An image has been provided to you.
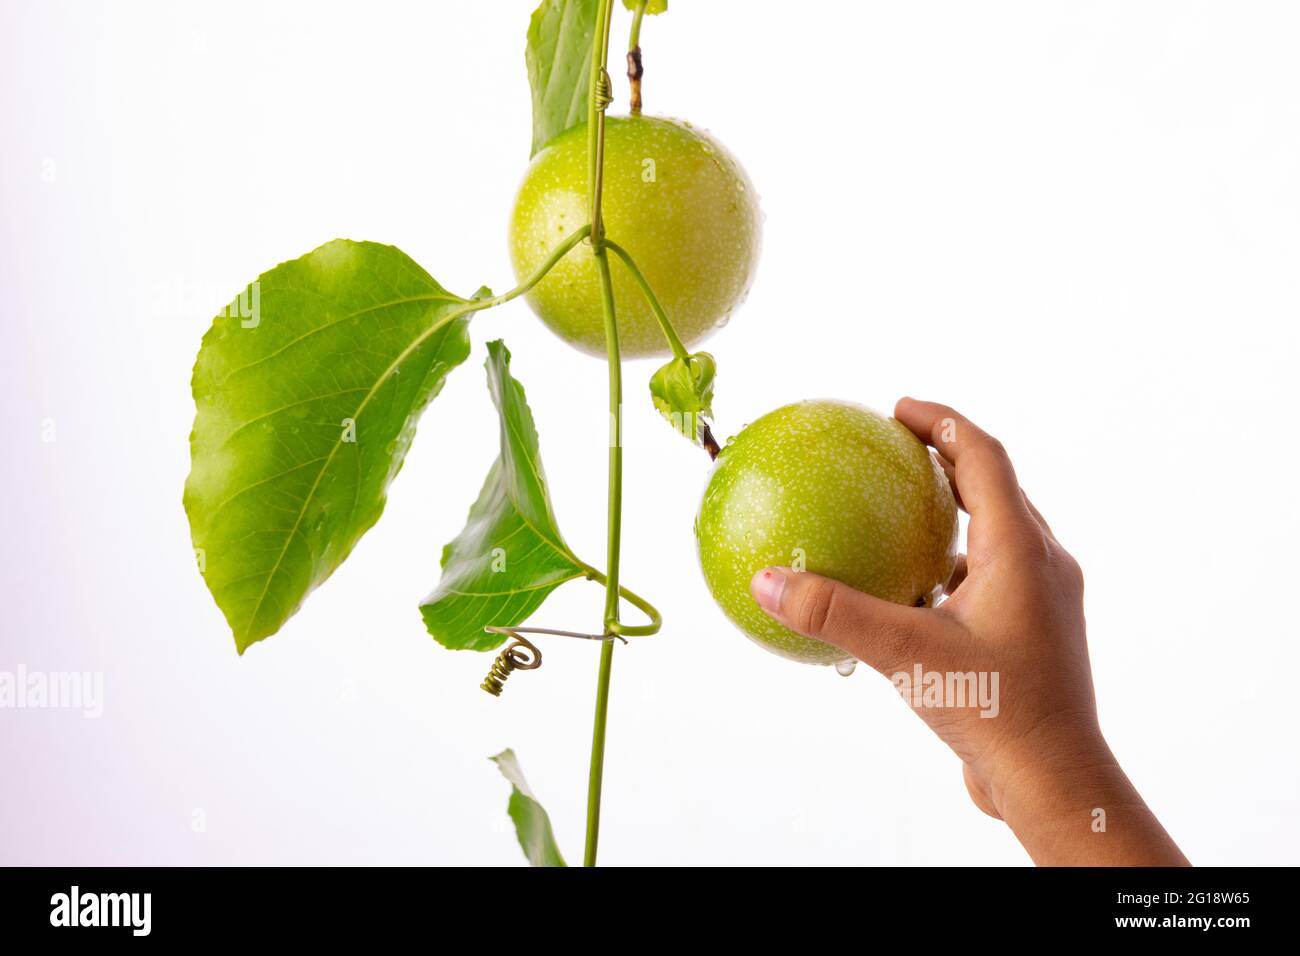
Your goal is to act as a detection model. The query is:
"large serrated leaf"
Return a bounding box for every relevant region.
[420,340,589,651]
[184,240,478,653]
[490,749,567,867]
[526,0,597,156]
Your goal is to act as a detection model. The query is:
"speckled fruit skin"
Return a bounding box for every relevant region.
[696,401,959,666]
[509,115,761,358]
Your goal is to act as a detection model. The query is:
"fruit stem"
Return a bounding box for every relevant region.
[606,238,720,460]
[584,0,619,869]
[628,1,646,113]
[603,239,690,362]
[701,424,721,460]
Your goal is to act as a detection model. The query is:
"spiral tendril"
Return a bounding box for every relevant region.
[480,635,542,697]
[594,68,613,111]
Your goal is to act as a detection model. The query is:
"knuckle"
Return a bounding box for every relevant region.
[792,578,837,637]
[1057,550,1085,590]
[1003,525,1054,565]
[960,443,1011,484]
[975,435,1009,462]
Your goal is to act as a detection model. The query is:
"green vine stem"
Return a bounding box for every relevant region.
[603,239,689,362]
[605,238,721,459]
[457,224,591,315]
[577,562,662,636]
[584,0,619,868]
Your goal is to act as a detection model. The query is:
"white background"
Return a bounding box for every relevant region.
[2,0,1297,865]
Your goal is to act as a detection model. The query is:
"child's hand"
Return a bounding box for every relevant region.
[749,398,1188,866]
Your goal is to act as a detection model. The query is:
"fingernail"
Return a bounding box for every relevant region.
[750,568,787,615]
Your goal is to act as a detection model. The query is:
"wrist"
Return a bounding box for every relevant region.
[990,729,1187,866]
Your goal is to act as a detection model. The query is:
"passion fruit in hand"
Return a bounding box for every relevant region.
[508,114,761,358]
[695,400,959,666]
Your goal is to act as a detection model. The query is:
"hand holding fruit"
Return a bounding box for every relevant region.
[744,398,1188,866]
[696,400,958,665]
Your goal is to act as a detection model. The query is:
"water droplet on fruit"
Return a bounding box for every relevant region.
[835,660,857,677]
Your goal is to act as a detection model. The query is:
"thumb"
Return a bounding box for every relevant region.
[750,567,935,675]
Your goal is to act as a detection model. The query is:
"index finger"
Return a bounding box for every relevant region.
[894,398,1037,546]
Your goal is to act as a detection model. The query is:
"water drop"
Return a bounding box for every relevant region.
[835,660,857,677]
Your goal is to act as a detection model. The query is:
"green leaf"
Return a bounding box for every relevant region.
[649,351,717,445]
[184,240,478,654]
[624,0,668,13]
[490,749,567,867]
[526,0,597,156]
[420,340,589,651]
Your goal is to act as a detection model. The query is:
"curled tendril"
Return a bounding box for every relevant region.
[594,68,613,111]
[480,636,542,697]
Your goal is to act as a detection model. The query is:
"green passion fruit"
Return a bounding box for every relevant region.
[696,400,959,666]
[508,114,762,358]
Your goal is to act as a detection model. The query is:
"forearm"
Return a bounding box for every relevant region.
[996,743,1189,866]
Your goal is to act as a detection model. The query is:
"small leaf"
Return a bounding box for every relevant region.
[420,340,589,651]
[624,0,668,14]
[526,0,598,155]
[184,240,479,653]
[649,351,717,445]
[490,749,567,867]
